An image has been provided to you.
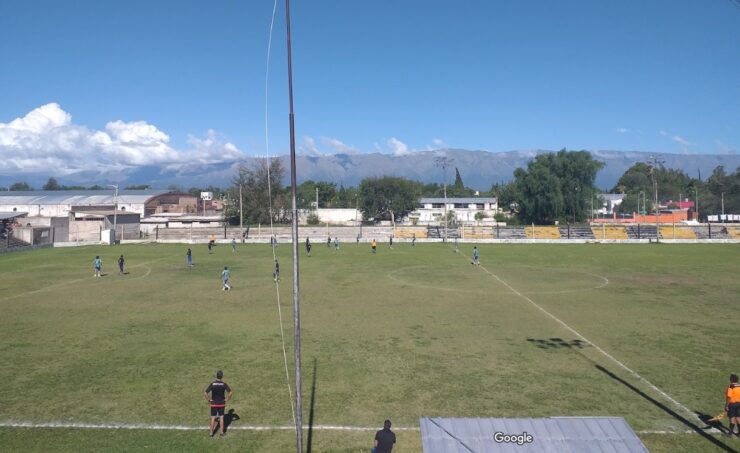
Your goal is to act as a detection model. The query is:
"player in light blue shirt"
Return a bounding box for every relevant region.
[93,256,102,277]
[221,266,231,291]
[472,246,479,266]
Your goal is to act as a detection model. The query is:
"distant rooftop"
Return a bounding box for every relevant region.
[0,190,170,205]
[421,197,497,204]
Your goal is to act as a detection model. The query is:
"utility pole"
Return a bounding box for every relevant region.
[315,186,319,212]
[239,183,243,239]
[435,156,453,242]
[648,155,664,241]
[721,192,725,222]
[284,1,303,451]
[108,184,118,243]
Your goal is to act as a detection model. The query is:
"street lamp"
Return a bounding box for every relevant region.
[435,156,453,242]
[107,184,119,243]
[721,192,725,222]
[638,191,645,217]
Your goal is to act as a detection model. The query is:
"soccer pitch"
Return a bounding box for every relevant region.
[1,242,739,452]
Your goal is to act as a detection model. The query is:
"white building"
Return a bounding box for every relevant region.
[411,197,498,224]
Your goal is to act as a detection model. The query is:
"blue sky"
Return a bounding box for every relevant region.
[1,0,739,175]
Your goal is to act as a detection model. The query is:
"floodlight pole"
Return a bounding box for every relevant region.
[108,184,118,243]
[285,0,303,451]
[435,156,453,242]
[648,155,663,242]
[721,192,725,222]
[239,183,244,239]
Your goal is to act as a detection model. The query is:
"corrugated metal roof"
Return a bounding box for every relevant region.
[0,190,170,205]
[421,197,497,204]
[0,212,28,220]
[420,417,648,453]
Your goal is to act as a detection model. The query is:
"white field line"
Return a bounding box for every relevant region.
[473,260,701,425]
[0,257,164,303]
[0,421,418,431]
[0,421,720,436]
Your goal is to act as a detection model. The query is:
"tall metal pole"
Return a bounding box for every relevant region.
[435,157,453,242]
[721,192,725,222]
[285,0,303,451]
[108,184,118,243]
[239,183,244,239]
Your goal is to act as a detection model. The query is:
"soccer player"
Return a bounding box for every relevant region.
[374,419,396,453]
[412,233,416,246]
[221,266,231,291]
[231,238,237,254]
[273,260,280,282]
[334,237,340,251]
[327,236,331,247]
[204,370,233,438]
[93,256,102,277]
[186,248,193,267]
[389,235,393,249]
[356,233,360,244]
[727,373,740,436]
[371,239,377,254]
[208,241,213,254]
[472,246,480,266]
[117,255,125,275]
[306,237,311,257]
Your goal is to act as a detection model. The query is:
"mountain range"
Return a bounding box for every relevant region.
[2,149,739,191]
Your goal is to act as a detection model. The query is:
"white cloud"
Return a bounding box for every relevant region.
[387,137,409,156]
[0,103,245,174]
[616,128,629,134]
[715,139,736,154]
[321,136,359,154]
[297,135,321,155]
[659,129,693,151]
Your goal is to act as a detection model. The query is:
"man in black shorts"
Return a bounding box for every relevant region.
[204,370,233,438]
[374,419,396,452]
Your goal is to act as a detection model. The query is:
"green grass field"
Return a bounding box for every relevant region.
[1,242,739,452]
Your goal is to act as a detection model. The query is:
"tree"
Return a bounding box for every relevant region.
[9,182,32,191]
[126,184,151,190]
[87,185,105,190]
[447,167,475,197]
[42,178,61,190]
[295,180,337,209]
[226,158,288,225]
[358,176,421,222]
[511,150,603,224]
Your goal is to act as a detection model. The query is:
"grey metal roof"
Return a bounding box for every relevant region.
[421,197,497,204]
[0,212,28,220]
[420,417,648,453]
[0,190,170,205]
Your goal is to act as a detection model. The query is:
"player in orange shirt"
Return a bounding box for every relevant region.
[726,373,740,436]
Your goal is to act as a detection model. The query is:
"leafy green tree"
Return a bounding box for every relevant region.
[42,178,61,190]
[358,176,421,222]
[87,184,105,190]
[9,182,32,191]
[334,185,359,208]
[511,150,603,224]
[226,158,288,225]
[126,184,151,190]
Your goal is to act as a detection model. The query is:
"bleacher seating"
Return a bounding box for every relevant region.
[463,226,493,239]
[626,225,657,239]
[496,226,526,239]
[525,226,560,239]
[692,225,730,239]
[659,226,697,239]
[591,226,629,240]
[559,226,596,239]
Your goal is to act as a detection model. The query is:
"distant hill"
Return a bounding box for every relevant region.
[2,149,738,191]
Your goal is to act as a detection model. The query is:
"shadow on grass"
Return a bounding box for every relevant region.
[213,409,240,434]
[307,358,317,453]
[526,337,588,349]
[696,411,732,435]
[595,364,738,453]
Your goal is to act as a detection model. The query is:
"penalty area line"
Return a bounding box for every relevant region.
[474,262,701,425]
[0,421,420,432]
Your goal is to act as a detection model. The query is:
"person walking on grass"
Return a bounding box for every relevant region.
[373,419,396,453]
[472,246,479,266]
[204,370,233,438]
[389,235,393,249]
[273,259,280,282]
[93,255,102,277]
[371,238,377,254]
[208,240,213,254]
[186,248,193,268]
[727,373,740,436]
[334,236,340,251]
[306,237,311,257]
[412,233,416,246]
[117,255,125,275]
[221,266,231,291]
[327,236,331,247]
[231,238,237,254]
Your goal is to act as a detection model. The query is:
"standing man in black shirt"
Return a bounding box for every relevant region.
[374,419,396,453]
[204,370,233,438]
